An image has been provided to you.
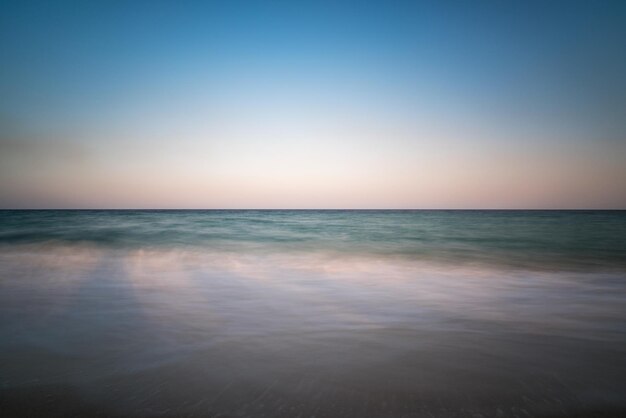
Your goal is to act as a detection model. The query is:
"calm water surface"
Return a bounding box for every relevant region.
[1,210,625,417]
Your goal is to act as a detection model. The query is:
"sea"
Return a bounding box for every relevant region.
[0,210,625,417]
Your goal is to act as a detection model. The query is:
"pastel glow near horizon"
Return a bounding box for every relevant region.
[1,1,625,209]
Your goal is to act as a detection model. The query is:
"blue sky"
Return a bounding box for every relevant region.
[1,0,625,208]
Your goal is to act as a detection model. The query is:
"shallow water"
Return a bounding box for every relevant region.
[1,210,625,417]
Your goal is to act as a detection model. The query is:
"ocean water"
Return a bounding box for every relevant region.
[0,210,625,417]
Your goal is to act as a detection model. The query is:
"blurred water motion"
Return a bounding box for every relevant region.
[1,210,625,417]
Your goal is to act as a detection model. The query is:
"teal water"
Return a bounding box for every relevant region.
[1,210,625,417]
[1,210,625,269]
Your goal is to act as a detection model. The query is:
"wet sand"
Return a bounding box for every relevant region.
[1,245,625,417]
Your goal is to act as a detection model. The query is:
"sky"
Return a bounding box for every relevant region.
[1,0,625,209]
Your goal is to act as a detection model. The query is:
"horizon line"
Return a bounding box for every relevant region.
[1,208,625,211]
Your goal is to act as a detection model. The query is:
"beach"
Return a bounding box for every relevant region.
[1,210,625,417]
